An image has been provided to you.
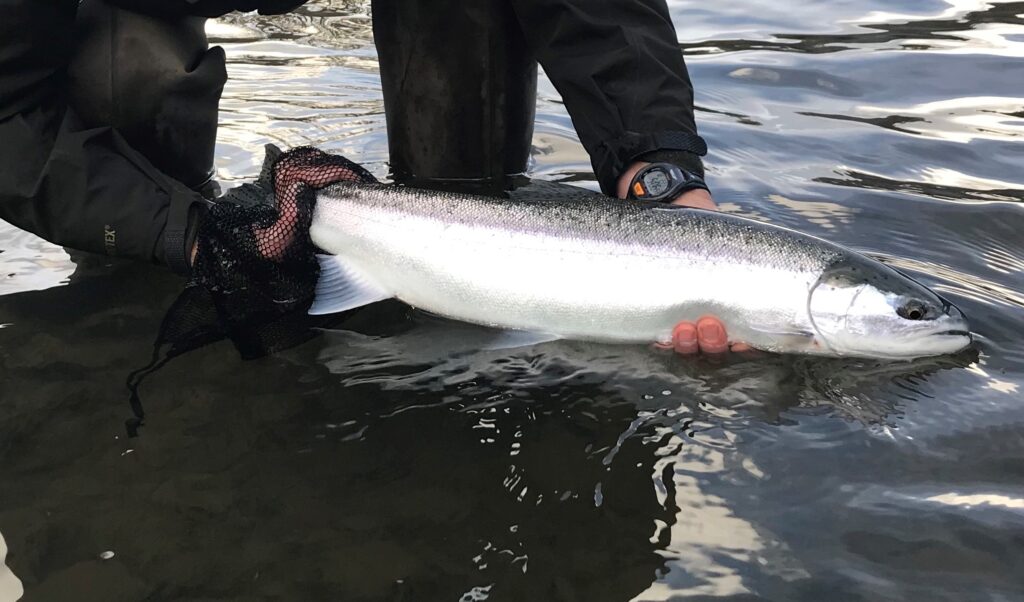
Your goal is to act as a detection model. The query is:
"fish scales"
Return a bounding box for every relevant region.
[309,182,971,359]
[317,183,840,268]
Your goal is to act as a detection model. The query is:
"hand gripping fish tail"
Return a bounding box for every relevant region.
[124,145,377,435]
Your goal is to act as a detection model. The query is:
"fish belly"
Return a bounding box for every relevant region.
[313,209,695,341]
[311,199,812,346]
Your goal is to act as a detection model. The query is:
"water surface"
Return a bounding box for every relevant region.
[2,0,1023,600]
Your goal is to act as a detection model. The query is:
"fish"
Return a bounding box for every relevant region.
[307,182,971,359]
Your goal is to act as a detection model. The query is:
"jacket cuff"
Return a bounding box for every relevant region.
[594,130,708,195]
[164,187,212,276]
[635,150,705,179]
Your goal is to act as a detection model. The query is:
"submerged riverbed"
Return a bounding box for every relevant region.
[2,0,1023,600]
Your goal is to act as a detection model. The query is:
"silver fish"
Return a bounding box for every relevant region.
[308,183,971,359]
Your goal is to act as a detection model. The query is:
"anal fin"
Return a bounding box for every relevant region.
[309,254,392,315]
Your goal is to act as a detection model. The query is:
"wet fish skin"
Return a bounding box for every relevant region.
[309,182,971,359]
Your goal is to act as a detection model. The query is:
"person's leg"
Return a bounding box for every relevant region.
[67,0,226,196]
[372,0,537,193]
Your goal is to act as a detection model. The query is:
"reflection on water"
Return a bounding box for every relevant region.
[315,311,975,427]
[1,0,1024,599]
[764,194,858,229]
[676,0,1024,55]
[0,532,23,602]
[854,96,1024,143]
[0,229,75,297]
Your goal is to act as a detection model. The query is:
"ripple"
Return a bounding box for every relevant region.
[981,246,1024,274]
[854,96,1024,143]
[878,253,1024,311]
[815,168,1024,203]
[695,105,765,126]
[637,436,775,598]
[765,193,860,229]
[0,531,23,602]
[851,484,1024,519]
[798,110,929,134]
[679,0,1024,55]
[0,224,76,297]
[209,0,374,50]
[315,311,977,433]
[729,67,863,96]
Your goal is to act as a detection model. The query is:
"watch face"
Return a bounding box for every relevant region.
[642,170,671,196]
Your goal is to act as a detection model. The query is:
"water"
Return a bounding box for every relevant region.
[2,1,1023,599]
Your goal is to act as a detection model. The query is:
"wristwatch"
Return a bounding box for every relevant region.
[626,162,709,203]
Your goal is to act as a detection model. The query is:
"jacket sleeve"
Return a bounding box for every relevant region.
[0,0,205,272]
[508,0,707,195]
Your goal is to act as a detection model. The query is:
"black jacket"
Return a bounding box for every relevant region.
[0,0,705,272]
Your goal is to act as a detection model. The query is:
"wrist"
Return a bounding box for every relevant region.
[185,202,208,269]
[617,161,717,210]
[617,161,710,198]
[616,161,650,199]
[595,131,708,195]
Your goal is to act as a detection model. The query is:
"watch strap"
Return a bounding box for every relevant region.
[628,163,709,202]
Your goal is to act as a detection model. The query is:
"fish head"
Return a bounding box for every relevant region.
[807,256,971,359]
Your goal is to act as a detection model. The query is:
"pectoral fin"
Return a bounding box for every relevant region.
[748,325,816,351]
[750,326,814,339]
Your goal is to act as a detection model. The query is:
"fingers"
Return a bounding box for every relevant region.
[669,316,749,355]
[672,322,699,354]
[272,149,364,199]
[695,316,729,354]
[257,152,365,262]
[254,180,304,261]
[275,163,351,194]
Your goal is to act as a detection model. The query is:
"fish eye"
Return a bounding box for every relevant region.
[897,299,931,321]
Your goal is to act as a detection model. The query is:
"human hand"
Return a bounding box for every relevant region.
[618,161,750,354]
[191,148,369,266]
[669,187,716,210]
[663,317,753,355]
[253,150,357,262]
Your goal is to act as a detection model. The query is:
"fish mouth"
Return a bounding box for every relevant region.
[894,327,972,359]
[918,328,973,357]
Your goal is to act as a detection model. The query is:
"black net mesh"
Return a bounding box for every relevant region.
[126,145,377,434]
[189,145,376,350]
